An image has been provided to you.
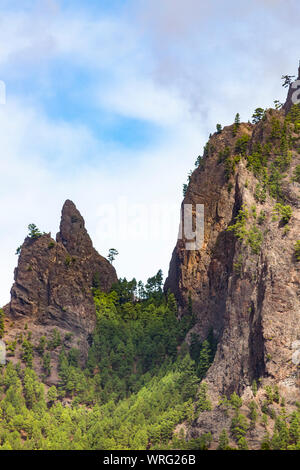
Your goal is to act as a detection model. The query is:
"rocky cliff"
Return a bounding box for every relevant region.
[3,200,117,380]
[165,67,300,446]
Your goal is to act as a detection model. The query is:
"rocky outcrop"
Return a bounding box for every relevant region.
[56,200,116,292]
[283,62,300,113]
[4,200,117,362]
[165,74,300,403]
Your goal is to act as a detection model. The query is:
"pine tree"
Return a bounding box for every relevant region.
[197,340,211,379]
[218,429,230,450]
[249,400,258,427]
[197,382,212,412]
[189,334,201,362]
[42,352,51,376]
[252,108,265,124]
[28,223,42,239]
[235,113,241,126]
[108,248,119,264]
[233,113,241,136]
[238,436,249,450]
[47,385,58,404]
[252,379,258,396]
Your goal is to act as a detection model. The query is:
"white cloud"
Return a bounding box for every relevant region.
[98,76,189,126]
[0,93,202,305]
[0,0,299,307]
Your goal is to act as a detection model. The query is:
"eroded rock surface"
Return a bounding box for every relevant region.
[3,200,117,370]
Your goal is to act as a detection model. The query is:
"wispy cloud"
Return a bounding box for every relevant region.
[0,0,299,304]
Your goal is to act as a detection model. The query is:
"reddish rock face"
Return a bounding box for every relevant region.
[56,199,117,292]
[4,200,117,354]
[165,86,300,400]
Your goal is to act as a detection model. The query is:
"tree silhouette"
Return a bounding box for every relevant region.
[281,75,295,88]
[108,248,119,264]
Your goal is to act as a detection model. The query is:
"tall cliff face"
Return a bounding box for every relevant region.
[165,79,300,403]
[3,200,117,371]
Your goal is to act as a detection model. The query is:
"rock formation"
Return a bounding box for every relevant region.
[165,66,300,445]
[3,200,117,375]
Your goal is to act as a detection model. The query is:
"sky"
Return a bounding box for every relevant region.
[0,0,299,305]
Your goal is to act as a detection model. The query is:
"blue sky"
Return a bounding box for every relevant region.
[0,0,299,304]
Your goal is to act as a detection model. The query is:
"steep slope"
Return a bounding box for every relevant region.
[165,68,300,444]
[2,200,117,380]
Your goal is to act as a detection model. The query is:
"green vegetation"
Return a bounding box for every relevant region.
[15,246,22,255]
[216,123,222,134]
[218,146,231,164]
[197,382,212,412]
[232,113,240,136]
[0,272,215,450]
[216,104,300,203]
[293,165,300,183]
[252,108,265,124]
[273,203,292,225]
[21,340,34,368]
[227,205,263,255]
[1,100,300,451]
[218,429,230,450]
[294,240,300,261]
[108,248,119,264]
[194,155,204,168]
[0,309,4,339]
[247,225,263,254]
[47,329,61,351]
[235,134,250,156]
[28,224,43,239]
[64,255,72,266]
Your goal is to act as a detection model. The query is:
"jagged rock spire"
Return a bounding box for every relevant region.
[56,200,93,256]
[4,200,118,362]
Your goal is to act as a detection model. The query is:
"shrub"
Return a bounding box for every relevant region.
[218,429,230,450]
[36,336,46,355]
[252,108,265,124]
[227,206,249,240]
[273,203,292,225]
[47,329,61,350]
[21,340,34,368]
[294,240,300,261]
[235,134,250,156]
[231,413,249,441]
[65,255,72,266]
[230,392,243,410]
[258,211,266,225]
[247,225,263,254]
[42,352,51,376]
[28,223,42,239]
[293,165,300,183]
[197,382,212,412]
[218,146,231,164]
